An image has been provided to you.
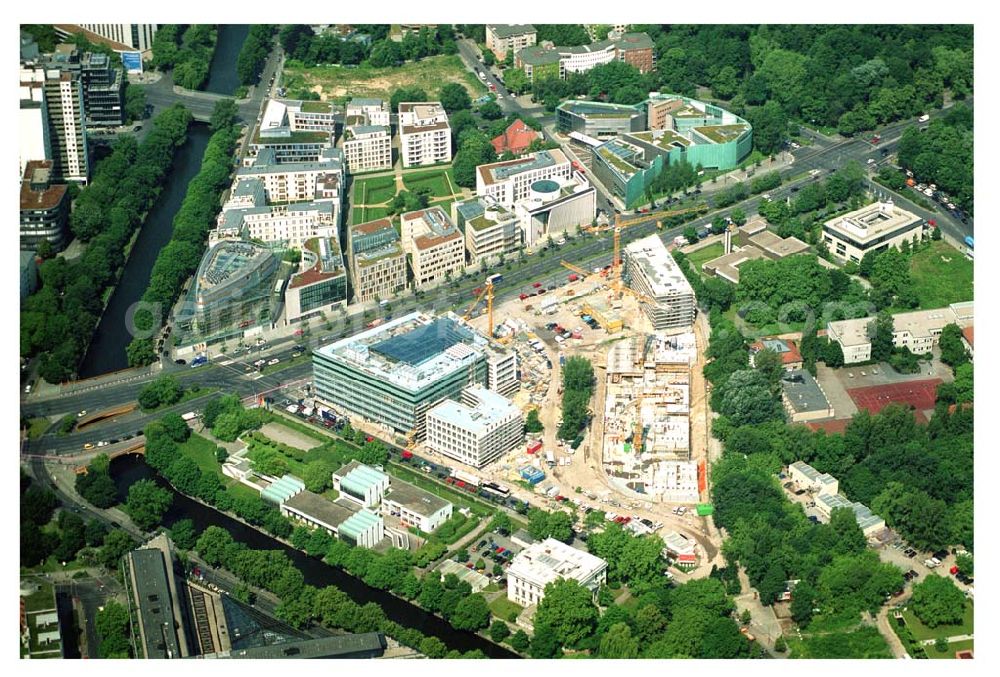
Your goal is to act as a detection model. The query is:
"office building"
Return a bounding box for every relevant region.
[623,235,697,330]
[217,187,339,249]
[284,237,348,323]
[218,633,387,659]
[515,33,655,82]
[20,161,70,251]
[382,480,453,533]
[236,146,344,203]
[333,461,391,508]
[348,218,408,303]
[486,24,537,60]
[507,538,608,608]
[19,98,51,177]
[80,51,125,127]
[557,100,646,139]
[312,312,515,437]
[19,65,89,183]
[251,99,337,163]
[827,302,975,364]
[176,241,281,343]
[491,119,542,157]
[426,386,524,468]
[454,198,521,264]
[822,199,923,263]
[476,149,572,207]
[703,219,809,283]
[400,207,466,289]
[74,24,159,53]
[125,536,192,658]
[513,174,596,246]
[398,102,451,167]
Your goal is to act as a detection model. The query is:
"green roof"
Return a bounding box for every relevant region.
[693,123,750,144]
[255,129,331,145]
[300,100,333,113]
[628,130,691,150]
[517,45,562,66]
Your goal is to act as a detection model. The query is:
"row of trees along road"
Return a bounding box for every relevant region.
[20,104,193,383]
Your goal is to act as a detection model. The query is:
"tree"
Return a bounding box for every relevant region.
[54,511,87,562]
[529,620,563,658]
[209,99,239,133]
[938,324,969,368]
[170,518,199,550]
[439,83,472,113]
[124,479,173,531]
[599,622,640,658]
[715,369,785,426]
[124,84,147,123]
[510,629,530,653]
[390,86,428,111]
[532,579,599,649]
[547,510,574,543]
[868,311,895,362]
[503,67,529,95]
[955,553,973,577]
[369,39,402,68]
[753,348,784,393]
[419,636,447,658]
[911,574,966,628]
[75,469,117,511]
[451,593,491,630]
[96,600,132,658]
[138,375,183,410]
[302,460,336,493]
[99,530,136,570]
[524,409,543,433]
[85,519,108,547]
[159,412,191,442]
[22,485,57,525]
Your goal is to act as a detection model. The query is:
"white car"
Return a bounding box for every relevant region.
[867,158,876,165]
[267,358,280,366]
[918,114,930,123]
[77,410,88,418]
[96,441,108,448]
[762,194,771,201]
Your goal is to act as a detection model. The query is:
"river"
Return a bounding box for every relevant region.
[78,24,250,378]
[205,25,250,96]
[109,454,517,658]
[77,125,211,378]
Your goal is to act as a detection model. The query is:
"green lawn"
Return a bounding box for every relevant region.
[787,625,892,659]
[687,242,724,272]
[906,240,974,309]
[902,602,974,642]
[402,169,456,198]
[488,596,523,621]
[21,580,56,612]
[357,175,397,205]
[178,432,226,480]
[225,481,262,502]
[283,54,486,102]
[26,418,50,440]
[928,638,974,659]
[352,205,391,226]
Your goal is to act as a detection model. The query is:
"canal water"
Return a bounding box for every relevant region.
[109,454,517,658]
[78,24,250,378]
[205,25,250,96]
[77,125,211,378]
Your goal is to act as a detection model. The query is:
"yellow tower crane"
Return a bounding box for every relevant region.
[463,280,495,338]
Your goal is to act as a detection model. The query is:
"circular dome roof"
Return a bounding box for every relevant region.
[531,179,559,193]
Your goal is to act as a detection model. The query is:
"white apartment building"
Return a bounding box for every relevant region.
[507,538,608,607]
[343,125,393,173]
[76,24,159,52]
[560,41,618,74]
[398,102,452,168]
[476,149,572,207]
[349,218,408,303]
[400,207,466,289]
[346,98,391,126]
[454,199,521,264]
[623,235,697,331]
[822,199,923,263]
[426,386,524,468]
[382,481,453,533]
[486,25,537,60]
[236,147,344,203]
[218,199,339,249]
[20,68,89,183]
[826,302,974,365]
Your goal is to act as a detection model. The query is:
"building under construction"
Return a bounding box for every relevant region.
[602,332,699,502]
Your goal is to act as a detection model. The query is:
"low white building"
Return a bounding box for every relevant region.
[346,97,390,126]
[382,480,453,533]
[426,386,524,468]
[788,461,839,496]
[281,490,386,548]
[513,173,596,247]
[827,302,974,364]
[333,461,390,508]
[507,538,608,608]
[398,102,451,168]
[815,493,886,537]
[821,198,922,263]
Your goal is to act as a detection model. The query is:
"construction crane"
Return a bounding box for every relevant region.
[609,204,709,295]
[463,280,494,338]
[631,392,645,453]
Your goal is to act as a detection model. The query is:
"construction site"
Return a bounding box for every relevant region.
[448,209,720,570]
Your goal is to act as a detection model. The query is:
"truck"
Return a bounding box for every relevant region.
[545,450,556,467]
[450,469,481,487]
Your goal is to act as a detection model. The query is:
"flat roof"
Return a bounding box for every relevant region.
[403,206,462,250]
[508,538,606,588]
[625,235,695,298]
[702,246,768,284]
[488,24,537,38]
[478,149,568,186]
[288,237,345,289]
[596,139,642,178]
[385,480,452,516]
[282,490,358,529]
[428,386,520,433]
[238,146,343,176]
[789,460,837,487]
[780,369,830,414]
[693,123,750,144]
[317,312,495,392]
[824,200,922,243]
[195,241,275,296]
[828,303,974,348]
[626,129,691,150]
[128,548,182,659]
[558,100,642,119]
[20,160,67,212]
[748,231,810,258]
[222,632,386,659]
[517,44,562,66]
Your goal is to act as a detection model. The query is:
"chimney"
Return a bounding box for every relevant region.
[723,229,732,254]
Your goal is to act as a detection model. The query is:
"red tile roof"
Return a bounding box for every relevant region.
[962,325,973,348]
[491,119,541,156]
